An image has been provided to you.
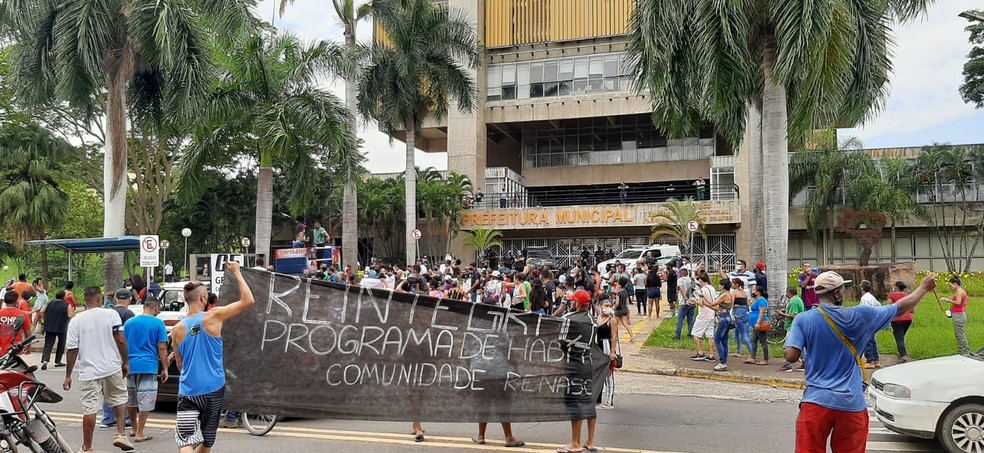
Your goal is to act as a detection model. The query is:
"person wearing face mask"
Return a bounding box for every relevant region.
[785,271,936,453]
[595,296,619,409]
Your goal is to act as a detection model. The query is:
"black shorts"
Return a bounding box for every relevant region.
[175,388,224,448]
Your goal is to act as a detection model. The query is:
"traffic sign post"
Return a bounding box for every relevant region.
[139,235,160,268]
[411,229,422,240]
[160,240,170,274]
[687,221,700,232]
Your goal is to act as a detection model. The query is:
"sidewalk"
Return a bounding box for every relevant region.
[614,301,807,389]
[615,303,904,389]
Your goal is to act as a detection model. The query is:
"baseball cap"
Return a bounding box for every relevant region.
[114,288,132,300]
[756,262,766,270]
[491,270,502,278]
[814,271,852,294]
[565,289,592,306]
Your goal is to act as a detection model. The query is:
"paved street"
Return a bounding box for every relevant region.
[30,366,942,453]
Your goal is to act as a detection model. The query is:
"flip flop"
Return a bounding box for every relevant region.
[112,434,134,451]
[414,434,425,442]
[756,361,769,366]
[743,358,755,364]
[582,446,600,453]
[505,440,526,447]
[472,437,486,445]
[134,436,153,443]
[556,449,582,453]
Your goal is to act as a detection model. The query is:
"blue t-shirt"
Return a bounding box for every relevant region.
[786,304,898,412]
[123,315,167,375]
[749,296,769,326]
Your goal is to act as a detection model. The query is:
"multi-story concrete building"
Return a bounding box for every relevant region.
[380,0,984,272]
[403,0,748,268]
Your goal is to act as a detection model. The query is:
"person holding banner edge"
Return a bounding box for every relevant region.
[171,261,255,453]
[559,289,605,453]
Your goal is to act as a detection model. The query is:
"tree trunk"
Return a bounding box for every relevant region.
[255,150,275,263]
[890,219,898,262]
[761,38,789,302]
[40,245,50,285]
[342,26,360,270]
[747,102,765,263]
[405,116,417,266]
[103,76,128,288]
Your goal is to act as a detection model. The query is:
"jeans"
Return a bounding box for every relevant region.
[675,304,696,340]
[101,402,131,426]
[635,289,648,315]
[953,312,970,355]
[732,306,753,355]
[41,331,66,364]
[751,328,769,360]
[714,318,732,364]
[891,321,911,357]
[863,338,879,363]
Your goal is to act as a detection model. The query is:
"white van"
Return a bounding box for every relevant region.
[597,244,681,278]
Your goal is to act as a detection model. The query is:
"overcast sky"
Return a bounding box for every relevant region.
[258,0,984,173]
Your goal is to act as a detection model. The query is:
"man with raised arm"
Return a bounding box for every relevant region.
[785,271,936,453]
[171,262,255,453]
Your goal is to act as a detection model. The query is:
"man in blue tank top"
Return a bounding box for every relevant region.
[171,262,254,453]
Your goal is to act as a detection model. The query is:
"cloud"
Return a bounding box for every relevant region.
[841,0,984,147]
[256,0,449,173]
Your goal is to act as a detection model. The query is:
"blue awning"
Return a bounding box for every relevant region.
[25,236,141,253]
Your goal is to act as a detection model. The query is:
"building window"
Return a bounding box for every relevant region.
[487,52,631,102]
[520,118,716,168]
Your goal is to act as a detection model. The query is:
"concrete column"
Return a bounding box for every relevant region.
[734,108,756,264]
[447,0,487,261]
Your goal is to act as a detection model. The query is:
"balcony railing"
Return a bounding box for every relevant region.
[468,184,737,209]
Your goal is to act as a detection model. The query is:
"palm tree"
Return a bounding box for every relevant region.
[790,138,877,264]
[0,120,73,281]
[463,227,503,266]
[280,0,371,270]
[358,0,479,265]
[182,31,358,262]
[848,157,930,262]
[7,0,253,286]
[650,198,706,264]
[628,0,933,300]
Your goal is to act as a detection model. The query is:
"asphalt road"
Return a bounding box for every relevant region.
[28,367,942,453]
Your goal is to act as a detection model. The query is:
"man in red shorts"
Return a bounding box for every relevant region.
[785,271,936,453]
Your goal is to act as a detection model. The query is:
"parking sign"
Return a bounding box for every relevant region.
[139,235,160,267]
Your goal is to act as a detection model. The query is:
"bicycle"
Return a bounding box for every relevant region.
[222,411,280,436]
[766,295,789,346]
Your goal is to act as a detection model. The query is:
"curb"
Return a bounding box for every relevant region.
[621,364,806,389]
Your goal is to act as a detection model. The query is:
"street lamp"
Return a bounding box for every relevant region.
[182,228,192,280]
[959,11,984,22]
[240,237,251,266]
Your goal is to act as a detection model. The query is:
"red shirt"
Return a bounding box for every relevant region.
[0,307,31,356]
[65,291,78,309]
[952,291,968,314]
[888,292,912,322]
[16,299,31,313]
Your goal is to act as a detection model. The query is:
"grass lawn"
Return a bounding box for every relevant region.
[645,296,982,360]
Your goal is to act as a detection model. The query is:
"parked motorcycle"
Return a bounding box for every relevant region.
[0,336,73,453]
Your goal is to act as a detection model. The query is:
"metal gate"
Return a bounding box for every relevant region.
[495,236,700,269]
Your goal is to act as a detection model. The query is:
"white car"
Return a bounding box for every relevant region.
[869,350,984,453]
[597,244,681,278]
[157,282,199,332]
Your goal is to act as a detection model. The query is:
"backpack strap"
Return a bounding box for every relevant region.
[817,307,868,384]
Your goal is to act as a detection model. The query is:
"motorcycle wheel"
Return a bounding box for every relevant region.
[241,413,278,437]
[0,433,17,453]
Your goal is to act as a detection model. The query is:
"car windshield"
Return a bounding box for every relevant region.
[615,250,643,260]
[161,290,185,310]
[527,249,551,258]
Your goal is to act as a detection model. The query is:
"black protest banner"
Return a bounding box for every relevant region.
[220,269,611,423]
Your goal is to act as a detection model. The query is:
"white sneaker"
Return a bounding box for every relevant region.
[713,363,728,371]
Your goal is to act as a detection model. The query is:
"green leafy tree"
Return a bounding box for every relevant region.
[280,0,372,270]
[358,0,479,265]
[182,31,357,262]
[847,157,930,262]
[960,10,984,108]
[910,144,984,272]
[463,227,503,266]
[6,0,254,285]
[789,138,877,264]
[650,198,705,262]
[0,120,74,281]
[628,0,933,300]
